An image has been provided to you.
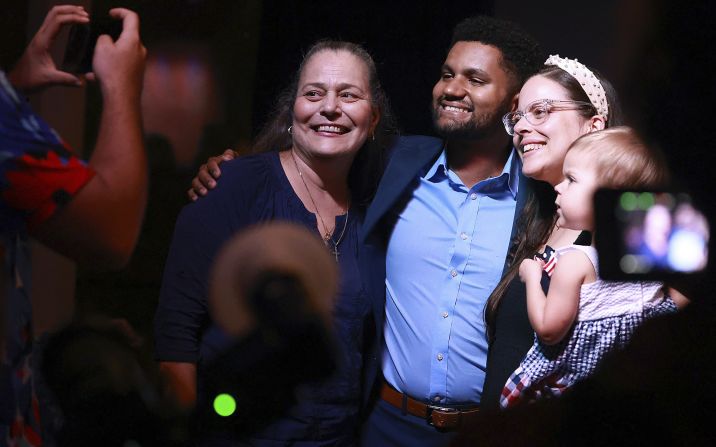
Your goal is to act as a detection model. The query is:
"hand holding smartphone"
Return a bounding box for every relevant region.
[62,16,123,74]
[594,189,710,280]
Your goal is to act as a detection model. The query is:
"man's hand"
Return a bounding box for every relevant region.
[188,149,237,201]
[91,8,146,101]
[7,5,89,93]
[30,7,147,270]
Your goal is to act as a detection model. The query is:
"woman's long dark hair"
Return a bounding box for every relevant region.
[251,40,397,206]
[484,64,623,342]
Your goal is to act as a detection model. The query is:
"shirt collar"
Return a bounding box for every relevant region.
[425,147,449,181]
[504,148,521,199]
[425,145,521,199]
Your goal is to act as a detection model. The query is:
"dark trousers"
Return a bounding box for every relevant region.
[360,399,456,447]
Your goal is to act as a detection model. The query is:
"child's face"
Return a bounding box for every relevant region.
[554,150,600,231]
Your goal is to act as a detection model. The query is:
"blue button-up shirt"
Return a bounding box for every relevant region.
[383,147,520,405]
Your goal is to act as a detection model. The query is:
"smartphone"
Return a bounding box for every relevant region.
[594,188,710,280]
[61,16,123,74]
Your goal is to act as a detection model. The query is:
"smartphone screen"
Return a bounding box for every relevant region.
[61,17,123,74]
[594,189,710,280]
[62,23,92,73]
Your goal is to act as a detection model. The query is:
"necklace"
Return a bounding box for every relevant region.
[291,151,350,261]
[327,210,350,261]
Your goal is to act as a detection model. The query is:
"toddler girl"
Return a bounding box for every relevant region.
[500,127,687,408]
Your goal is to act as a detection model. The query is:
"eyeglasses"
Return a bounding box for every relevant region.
[501,99,595,136]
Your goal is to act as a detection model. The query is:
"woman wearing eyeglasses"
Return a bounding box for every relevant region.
[480,55,622,408]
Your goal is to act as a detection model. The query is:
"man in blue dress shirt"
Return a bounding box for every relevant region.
[359,16,544,445]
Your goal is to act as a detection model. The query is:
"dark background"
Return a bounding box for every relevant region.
[2,0,714,369]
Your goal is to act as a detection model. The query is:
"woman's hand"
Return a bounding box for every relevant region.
[188,149,237,201]
[519,258,544,284]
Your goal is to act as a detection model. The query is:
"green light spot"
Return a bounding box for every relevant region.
[213,393,236,417]
[638,192,655,210]
[620,192,637,211]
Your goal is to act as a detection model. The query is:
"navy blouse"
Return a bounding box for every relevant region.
[154,151,374,445]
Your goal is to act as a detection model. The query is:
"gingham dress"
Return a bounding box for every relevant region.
[500,245,677,408]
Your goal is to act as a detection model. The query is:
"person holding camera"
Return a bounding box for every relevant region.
[1,5,146,445]
[501,126,682,407]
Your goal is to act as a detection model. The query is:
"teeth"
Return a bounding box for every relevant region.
[522,143,544,153]
[316,125,344,133]
[443,105,469,113]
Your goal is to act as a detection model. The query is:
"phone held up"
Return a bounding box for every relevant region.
[61,16,123,74]
[594,188,710,281]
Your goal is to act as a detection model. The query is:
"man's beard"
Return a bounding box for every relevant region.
[431,99,510,140]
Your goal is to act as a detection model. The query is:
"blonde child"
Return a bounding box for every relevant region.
[500,127,688,408]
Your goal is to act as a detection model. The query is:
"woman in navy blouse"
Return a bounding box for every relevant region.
[154,40,396,445]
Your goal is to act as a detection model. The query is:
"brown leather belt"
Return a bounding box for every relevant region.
[380,382,480,430]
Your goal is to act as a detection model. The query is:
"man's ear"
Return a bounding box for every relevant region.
[509,92,519,112]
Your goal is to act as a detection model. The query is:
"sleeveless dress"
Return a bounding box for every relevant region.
[500,245,677,408]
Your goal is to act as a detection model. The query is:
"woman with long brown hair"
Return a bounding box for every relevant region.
[480,55,623,408]
[154,40,396,445]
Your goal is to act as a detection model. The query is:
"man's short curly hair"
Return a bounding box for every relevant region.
[451,15,544,92]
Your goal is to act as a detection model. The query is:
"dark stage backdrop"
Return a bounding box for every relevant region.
[251,0,493,138]
[73,0,493,162]
[4,0,714,349]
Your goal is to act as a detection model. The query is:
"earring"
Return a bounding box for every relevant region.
[287,126,293,135]
[371,133,375,141]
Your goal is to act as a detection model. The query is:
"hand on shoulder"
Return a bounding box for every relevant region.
[188,149,238,201]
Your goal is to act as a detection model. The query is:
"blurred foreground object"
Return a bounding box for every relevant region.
[209,222,337,337]
[451,301,716,446]
[41,319,189,446]
[199,222,339,436]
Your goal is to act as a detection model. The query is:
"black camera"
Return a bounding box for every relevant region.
[61,17,123,74]
[594,188,710,280]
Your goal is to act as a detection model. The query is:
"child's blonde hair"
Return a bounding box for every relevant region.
[567,126,670,189]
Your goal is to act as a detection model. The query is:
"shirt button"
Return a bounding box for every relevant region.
[450,269,458,278]
[441,311,449,318]
[470,193,478,200]
[437,353,444,361]
[460,232,468,240]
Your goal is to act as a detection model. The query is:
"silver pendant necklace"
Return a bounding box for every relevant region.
[291,150,350,261]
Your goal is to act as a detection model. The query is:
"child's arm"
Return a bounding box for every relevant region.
[519,251,592,345]
[665,286,690,308]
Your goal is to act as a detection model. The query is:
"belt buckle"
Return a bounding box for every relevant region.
[425,404,458,428]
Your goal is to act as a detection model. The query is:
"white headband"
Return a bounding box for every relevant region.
[544,54,609,120]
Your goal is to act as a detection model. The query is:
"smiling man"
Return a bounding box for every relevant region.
[359,16,543,446]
